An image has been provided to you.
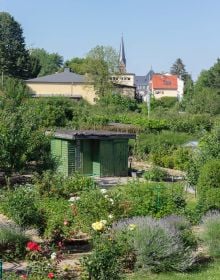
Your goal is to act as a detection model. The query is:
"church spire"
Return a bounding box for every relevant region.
[119,35,126,73]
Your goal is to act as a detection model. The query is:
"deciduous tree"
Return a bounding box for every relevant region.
[30,48,63,76]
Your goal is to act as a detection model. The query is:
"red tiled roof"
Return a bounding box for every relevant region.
[150,74,177,90]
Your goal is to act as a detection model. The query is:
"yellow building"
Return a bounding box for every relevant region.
[26,68,97,104]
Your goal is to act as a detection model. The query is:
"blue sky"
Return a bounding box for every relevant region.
[1,0,220,80]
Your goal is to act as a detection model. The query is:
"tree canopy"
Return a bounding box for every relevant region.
[170,58,191,82]
[64,57,87,75]
[195,58,220,90]
[0,12,31,79]
[30,48,63,76]
[85,45,118,96]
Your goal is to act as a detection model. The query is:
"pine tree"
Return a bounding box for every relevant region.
[0,12,31,79]
[170,58,189,81]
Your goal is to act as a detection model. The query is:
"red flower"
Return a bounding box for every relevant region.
[26,241,41,251]
[48,272,55,279]
[20,275,28,279]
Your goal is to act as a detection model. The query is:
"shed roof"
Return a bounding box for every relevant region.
[26,68,86,84]
[49,129,136,140]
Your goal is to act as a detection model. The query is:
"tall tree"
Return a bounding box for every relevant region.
[170,58,190,82]
[195,58,220,90]
[30,48,63,76]
[85,45,118,96]
[0,12,31,79]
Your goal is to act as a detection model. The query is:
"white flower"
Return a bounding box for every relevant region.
[108,214,114,219]
[109,198,114,205]
[51,252,57,260]
[68,196,80,202]
[100,188,107,194]
[104,194,109,199]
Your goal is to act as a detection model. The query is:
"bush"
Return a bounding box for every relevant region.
[0,186,43,228]
[34,171,96,198]
[143,166,167,181]
[135,131,193,160]
[197,159,220,210]
[111,181,186,218]
[201,211,220,257]
[0,223,29,261]
[162,215,197,248]
[74,189,112,233]
[81,235,124,280]
[38,197,75,240]
[113,216,196,272]
[169,114,213,133]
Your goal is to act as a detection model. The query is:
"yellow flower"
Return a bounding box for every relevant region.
[128,224,137,231]
[92,221,105,231]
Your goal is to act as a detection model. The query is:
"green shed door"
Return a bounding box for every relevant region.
[92,140,100,176]
[100,140,115,177]
[113,139,128,176]
[82,140,92,175]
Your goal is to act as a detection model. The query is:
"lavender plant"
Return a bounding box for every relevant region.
[112,215,196,272]
[201,211,220,257]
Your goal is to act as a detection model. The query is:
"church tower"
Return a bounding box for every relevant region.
[119,36,126,73]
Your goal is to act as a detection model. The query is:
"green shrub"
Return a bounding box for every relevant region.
[34,171,96,198]
[74,189,112,233]
[169,114,213,133]
[143,166,167,181]
[172,147,192,171]
[111,181,186,218]
[81,235,124,280]
[34,171,64,197]
[63,173,96,196]
[38,197,75,240]
[0,224,29,261]
[201,211,220,257]
[135,131,193,160]
[152,97,178,109]
[0,186,43,228]
[197,159,220,210]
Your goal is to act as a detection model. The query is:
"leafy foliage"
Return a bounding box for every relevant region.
[111,181,186,218]
[197,159,220,210]
[143,166,167,181]
[30,48,63,76]
[0,186,43,228]
[82,235,124,280]
[0,12,31,79]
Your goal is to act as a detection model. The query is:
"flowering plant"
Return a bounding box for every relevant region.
[26,241,41,252]
[92,220,107,232]
[48,272,55,279]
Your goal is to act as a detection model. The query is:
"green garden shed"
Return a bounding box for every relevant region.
[50,130,135,177]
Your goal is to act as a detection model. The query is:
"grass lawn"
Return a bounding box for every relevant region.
[126,260,220,280]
